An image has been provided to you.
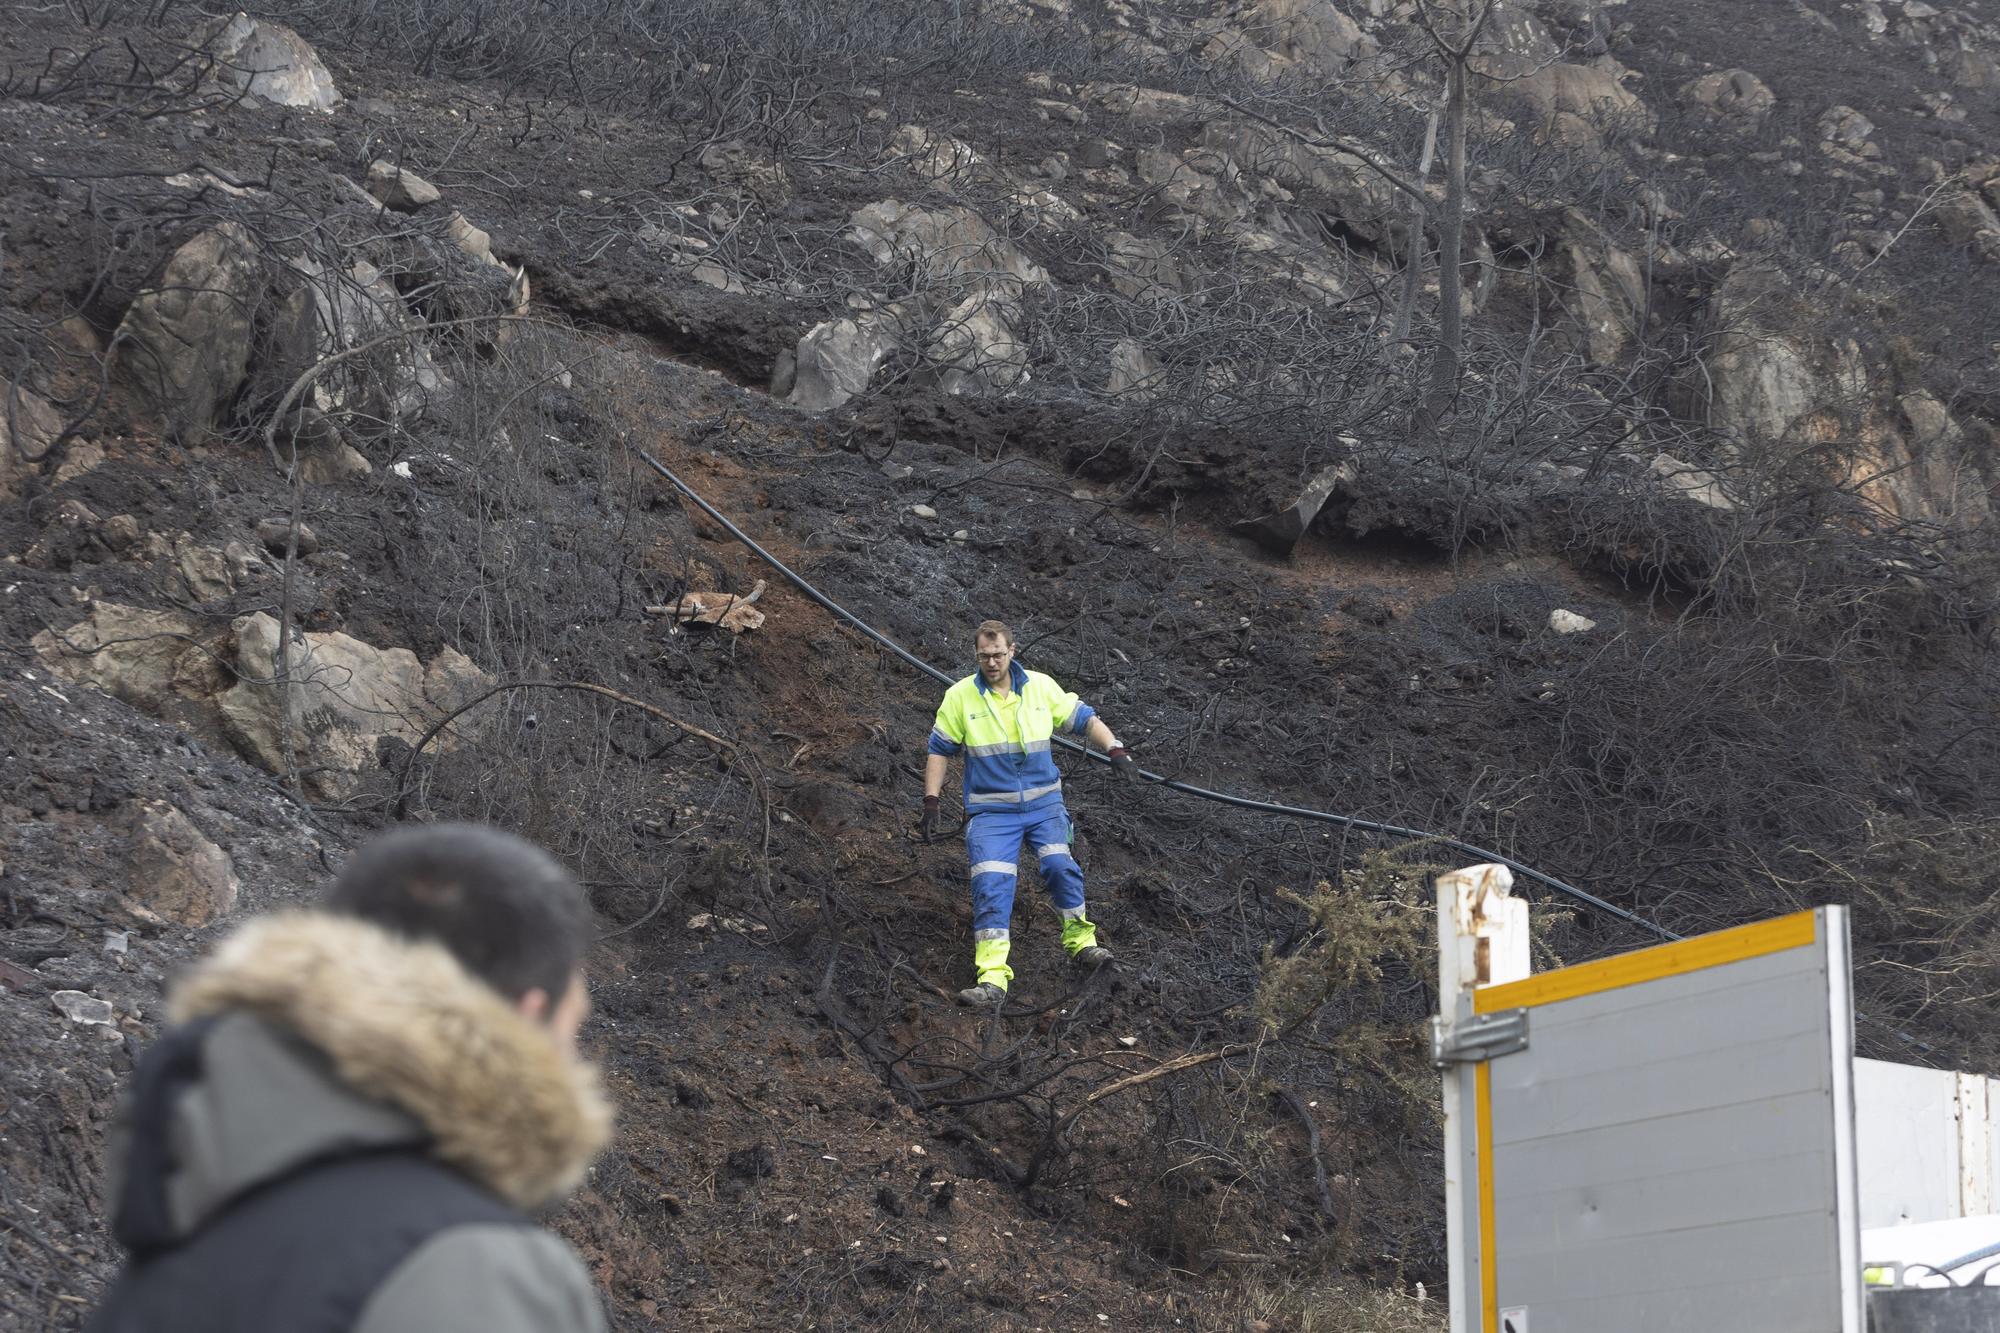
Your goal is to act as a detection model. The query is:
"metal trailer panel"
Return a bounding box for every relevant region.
[1855,1058,2000,1229]
[1465,908,1860,1333]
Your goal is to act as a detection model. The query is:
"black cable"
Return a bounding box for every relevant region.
[634,447,1680,943]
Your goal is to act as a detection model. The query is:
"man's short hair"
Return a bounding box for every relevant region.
[974,619,1014,647]
[324,823,588,1001]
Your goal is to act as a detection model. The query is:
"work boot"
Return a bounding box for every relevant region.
[1073,944,1114,969]
[957,982,1006,1007]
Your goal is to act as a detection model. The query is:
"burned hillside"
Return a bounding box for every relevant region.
[5,0,2000,1329]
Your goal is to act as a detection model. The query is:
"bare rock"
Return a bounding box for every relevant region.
[786,310,910,412]
[176,539,236,602]
[365,160,442,210]
[1106,339,1165,398]
[1680,69,1776,125]
[1649,454,1736,511]
[216,613,493,798]
[51,991,116,1027]
[114,222,265,441]
[125,801,240,927]
[1,381,63,495]
[848,201,1051,293]
[1549,609,1597,634]
[256,518,320,556]
[210,12,341,110]
[1818,105,1876,147]
[931,291,1029,395]
[32,602,230,721]
[1559,210,1645,365]
[1104,231,1183,300]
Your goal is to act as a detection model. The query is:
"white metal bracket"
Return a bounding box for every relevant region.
[1431,1007,1529,1068]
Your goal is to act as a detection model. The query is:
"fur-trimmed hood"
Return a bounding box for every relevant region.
[151,911,612,1223]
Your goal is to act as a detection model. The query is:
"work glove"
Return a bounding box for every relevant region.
[920,795,940,843]
[1107,745,1137,780]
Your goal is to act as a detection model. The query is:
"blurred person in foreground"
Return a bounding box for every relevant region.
[86,823,613,1333]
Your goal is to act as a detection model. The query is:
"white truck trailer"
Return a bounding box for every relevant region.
[1432,865,2000,1333]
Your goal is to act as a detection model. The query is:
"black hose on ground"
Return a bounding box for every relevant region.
[634,446,1680,944]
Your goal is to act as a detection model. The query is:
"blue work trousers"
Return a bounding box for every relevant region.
[966,804,1094,988]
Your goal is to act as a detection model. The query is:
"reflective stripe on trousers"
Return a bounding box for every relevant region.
[964,805,1096,989]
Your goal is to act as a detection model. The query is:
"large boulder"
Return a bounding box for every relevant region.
[848,201,1051,293]
[1935,191,2000,262]
[1701,266,1865,450]
[217,613,492,798]
[1501,60,1654,143]
[1,381,62,496]
[365,160,442,211]
[1200,120,1403,249]
[931,291,1029,395]
[1103,231,1185,300]
[125,802,240,927]
[36,602,494,797]
[1558,211,1645,365]
[1106,339,1166,398]
[114,223,265,441]
[31,603,230,729]
[786,309,911,412]
[211,12,340,110]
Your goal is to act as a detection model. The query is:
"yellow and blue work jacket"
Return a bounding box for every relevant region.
[928,661,1096,814]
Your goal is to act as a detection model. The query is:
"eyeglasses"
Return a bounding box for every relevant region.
[976,651,1010,662]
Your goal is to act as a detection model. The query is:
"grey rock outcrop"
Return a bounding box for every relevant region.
[365,160,442,210]
[2,381,62,495]
[211,12,341,111]
[848,201,1051,292]
[32,603,229,728]
[1559,211,1646,365]
[125,801,240,927]
[114,223,264,441]
[787,309,912,412]
[217,612,492,798]
[931,291,1030,395]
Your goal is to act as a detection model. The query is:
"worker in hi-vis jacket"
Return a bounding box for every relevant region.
[922,619,1135,1006]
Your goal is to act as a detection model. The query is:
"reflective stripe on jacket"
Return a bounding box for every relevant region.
[928,661,1095,813]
